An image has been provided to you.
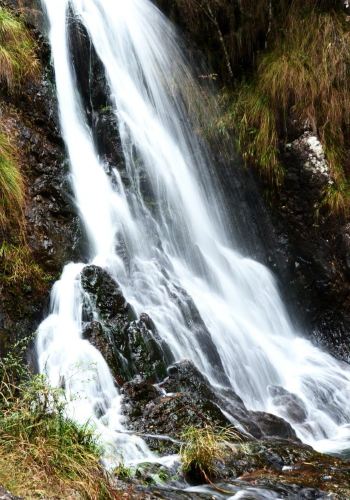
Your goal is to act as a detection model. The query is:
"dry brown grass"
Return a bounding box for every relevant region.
[0,131,24,231]
[180,425,243,481]
[0,372,119,499]
[0,240,52,287]
[0,6,39,90]
[220,3,350,211]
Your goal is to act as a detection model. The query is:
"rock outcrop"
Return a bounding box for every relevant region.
[122,360,299,455]
[0,19,85,355]
[81,265,172,383]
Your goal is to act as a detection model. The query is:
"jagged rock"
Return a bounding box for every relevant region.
[81,265,172,383]
[123,379,231,455]
[250,412,298,441]
[160,360,298,442]
[81,265,134,320]
[122,361,299,455]
[162,359,244,407]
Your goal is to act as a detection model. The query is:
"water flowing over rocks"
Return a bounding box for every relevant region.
[155,0,350,363]
[81,265,172,383]
[1,1,350,497]
[121,360,299,455]
[0,20,84,355]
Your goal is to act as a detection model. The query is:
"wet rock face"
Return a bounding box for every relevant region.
[81,265,133,320]
[269,131,350,362]
[0,28,85,354]
[67,13,126,180]
[122,360,299,455]
[81,265,172,384]
[122,376,231,455]
[162,360,299,442]
[269,385,308,424]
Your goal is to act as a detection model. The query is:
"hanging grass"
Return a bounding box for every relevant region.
[0,6,41,233]
[0,131,24,231]
[0,6,39,90]
[220,3,350,212]
[219,84,283,186]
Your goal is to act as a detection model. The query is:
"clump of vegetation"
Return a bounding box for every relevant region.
[221,3,350,213]
[0,6,40,236]
[0,341,117,499]
[0,240,52,287]
[115,462,134,481]
[0,6,39,91]
[219,84,282,185]
[0,131,24,231]
[180,425,242,481]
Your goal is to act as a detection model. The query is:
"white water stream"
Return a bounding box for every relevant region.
[37,0,350,463]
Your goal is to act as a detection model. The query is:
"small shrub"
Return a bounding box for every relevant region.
[180,425,242,481]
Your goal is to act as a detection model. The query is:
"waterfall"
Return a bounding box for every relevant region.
[37,0,350,462]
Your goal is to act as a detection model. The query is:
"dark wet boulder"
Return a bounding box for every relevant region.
[161,359,242,405]
[81,265,172,383]
[249,412,298,441]
[268,385,308,424]
[81,265,134,320]
[126,314,172,381]
[159,360,298,442]
[122,361,300,456]
[123,381,231,455]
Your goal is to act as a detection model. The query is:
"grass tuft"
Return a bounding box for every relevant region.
[180,425,242,481]
[220,4,350,212]
[0,6,39,91]
[0,240,52,287]
[0,131,24,231]
[0,349,118,499]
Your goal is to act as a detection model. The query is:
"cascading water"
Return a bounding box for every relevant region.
[37,0,350,463]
